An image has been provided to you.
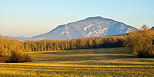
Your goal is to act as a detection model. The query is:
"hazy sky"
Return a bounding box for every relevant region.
[0,0,154,37]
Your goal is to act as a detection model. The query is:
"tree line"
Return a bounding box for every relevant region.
[23,36,125,52]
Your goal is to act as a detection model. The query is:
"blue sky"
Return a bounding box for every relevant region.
[0,0,154,37]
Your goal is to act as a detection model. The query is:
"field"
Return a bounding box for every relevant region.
[0,47,154,77]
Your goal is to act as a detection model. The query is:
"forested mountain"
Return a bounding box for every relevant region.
[23,16,138,41]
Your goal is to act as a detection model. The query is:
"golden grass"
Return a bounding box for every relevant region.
[0,63,153,77]
[0,47,154,77]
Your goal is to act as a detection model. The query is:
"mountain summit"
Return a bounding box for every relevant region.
[27,16,138,40]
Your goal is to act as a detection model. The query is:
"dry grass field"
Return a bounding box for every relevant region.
[0,47,154,77]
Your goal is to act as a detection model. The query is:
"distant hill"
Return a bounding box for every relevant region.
[21,16,138,41]
[11,36,28,41]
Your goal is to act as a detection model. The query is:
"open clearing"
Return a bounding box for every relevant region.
[0,47,154,77]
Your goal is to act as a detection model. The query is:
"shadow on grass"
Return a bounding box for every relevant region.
[34,47,131,55]
[36,54,135,61]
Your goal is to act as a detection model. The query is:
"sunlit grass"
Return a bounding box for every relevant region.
[0,63,153,77]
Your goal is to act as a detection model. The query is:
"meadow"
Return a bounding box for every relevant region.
[0,47,154,77]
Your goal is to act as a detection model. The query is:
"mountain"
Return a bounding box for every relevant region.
[25,16,138,40]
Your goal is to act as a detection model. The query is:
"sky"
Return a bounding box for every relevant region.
[0,0,154,37]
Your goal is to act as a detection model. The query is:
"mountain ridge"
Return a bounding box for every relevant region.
[20,16,138,41]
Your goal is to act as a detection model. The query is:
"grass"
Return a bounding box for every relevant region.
[0,47,154,77]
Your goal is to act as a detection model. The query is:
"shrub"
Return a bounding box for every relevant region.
[6,51,32,63]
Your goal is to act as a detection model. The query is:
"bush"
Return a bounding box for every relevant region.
[125,25,154,58]
[5,51,32,63]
